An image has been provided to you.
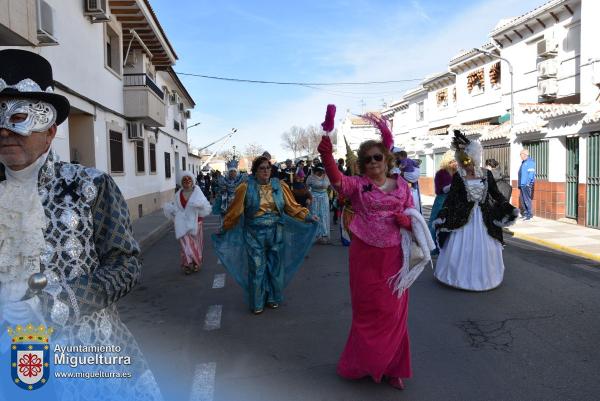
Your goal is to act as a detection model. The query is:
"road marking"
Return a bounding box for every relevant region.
[212,273,226,289]
[203,305,222,331]
[189,362,216,401]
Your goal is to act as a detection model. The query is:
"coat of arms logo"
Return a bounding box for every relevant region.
[9,324,53,391]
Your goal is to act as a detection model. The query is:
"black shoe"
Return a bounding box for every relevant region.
[266,302,279,309]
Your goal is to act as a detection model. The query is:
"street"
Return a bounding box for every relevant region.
[118,213,600,401]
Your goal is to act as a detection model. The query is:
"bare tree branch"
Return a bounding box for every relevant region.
[281,126,306,159]
[244,142,265,160]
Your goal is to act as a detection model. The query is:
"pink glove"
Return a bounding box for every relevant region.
[318,136,342,184]
[395,213,412,231]
[317,135,333,154]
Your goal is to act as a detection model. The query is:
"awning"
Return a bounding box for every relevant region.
[428,125,449,135]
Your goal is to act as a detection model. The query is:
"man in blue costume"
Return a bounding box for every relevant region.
[0,49,162,401]
[212,157,246,227]
[212,156,318,314]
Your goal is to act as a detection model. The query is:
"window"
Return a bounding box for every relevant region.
[105,25,121,74]
[135,140,145,173]
[525,141,548,181]
[182,156,186,171]
[419,155,427,176]
[416,102,424,122]
[467,68,485,94]
[174,120,180,131]
[109,130,124,173]
[434,152,444,172]
[164,152,171,178]
[483,143,510,177]
[149,143,157,173]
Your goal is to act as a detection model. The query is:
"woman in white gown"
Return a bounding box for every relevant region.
[433,131,518,291]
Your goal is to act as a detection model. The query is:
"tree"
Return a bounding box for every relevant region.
[281,126,306,158]
[244,142,264,160]
[218,149,234,161]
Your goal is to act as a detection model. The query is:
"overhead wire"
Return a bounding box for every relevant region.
[176,71,423,86]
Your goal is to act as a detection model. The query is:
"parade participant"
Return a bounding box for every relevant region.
[211,156,318,314]
[211,170,221,200]
[164,172,212,274]
[291,170,312,208]
[306,163,331,244]
[0,49,162,400]
[318,131,433,390]
[486,158,512,202]
[339,136,359,246]
[433,131,518,291]
[296,159,305,177]
[397,150,422,213]
[429,150,457,254]
[212,158,246,227]
[281,158,295,185]
[518,149,536,220]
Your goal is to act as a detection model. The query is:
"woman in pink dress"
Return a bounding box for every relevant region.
[318,135,416,390]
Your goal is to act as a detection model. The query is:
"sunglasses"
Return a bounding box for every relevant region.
[364,154,384,163]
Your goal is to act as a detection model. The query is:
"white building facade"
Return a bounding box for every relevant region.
[381,0,600,228]
[0,0,196,220]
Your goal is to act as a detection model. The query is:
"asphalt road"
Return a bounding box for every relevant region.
[118,212,600,401]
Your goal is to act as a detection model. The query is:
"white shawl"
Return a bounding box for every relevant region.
[163,185,211,239]
[388,207,436,297]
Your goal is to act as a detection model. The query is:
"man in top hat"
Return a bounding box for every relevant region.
[0,49,161,400]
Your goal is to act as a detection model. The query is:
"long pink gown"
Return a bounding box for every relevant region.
[178,191,204,268]
[334,174,414,382]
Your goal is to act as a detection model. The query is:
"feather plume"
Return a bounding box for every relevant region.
[361,112,393,150]
[450,129,470,151]
[321,104,336,132]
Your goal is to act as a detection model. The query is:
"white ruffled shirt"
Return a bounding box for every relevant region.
[0,150,49,327]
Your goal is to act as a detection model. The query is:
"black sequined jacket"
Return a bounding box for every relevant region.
[435,169,517,248]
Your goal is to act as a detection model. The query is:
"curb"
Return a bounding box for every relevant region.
[503,228,600,264]
[138,220,173,255]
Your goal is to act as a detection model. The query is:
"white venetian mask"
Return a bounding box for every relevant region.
[0,98,56,136]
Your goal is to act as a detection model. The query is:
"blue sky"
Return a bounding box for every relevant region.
[151,0,545,159]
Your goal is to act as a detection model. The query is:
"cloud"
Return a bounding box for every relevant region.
[411,0,432,22]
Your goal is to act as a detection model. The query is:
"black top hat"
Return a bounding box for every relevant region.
[0,49,69,125]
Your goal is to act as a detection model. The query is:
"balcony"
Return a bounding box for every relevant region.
[0,0,38,46]
[123,73,166,127]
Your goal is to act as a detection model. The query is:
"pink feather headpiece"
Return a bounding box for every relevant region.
[361,112,393,150]
[321,104,336,132]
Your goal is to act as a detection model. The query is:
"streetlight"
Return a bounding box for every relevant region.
[188,122,202,129]
[472,48,514,128]
[232,145,236,159]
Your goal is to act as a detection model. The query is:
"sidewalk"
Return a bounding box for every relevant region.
[132,209,172,254]
[131,197,600,263]
[421,195,600,263]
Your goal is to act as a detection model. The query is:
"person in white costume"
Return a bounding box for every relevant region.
[163,172,212,274]
[433,131,518,291]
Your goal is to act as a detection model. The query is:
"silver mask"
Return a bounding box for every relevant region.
[0,99,57,136]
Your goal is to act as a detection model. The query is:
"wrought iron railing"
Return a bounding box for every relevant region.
[525,140,548,181]
[123,74,164,100]
[483,143,511,177]
[587,133,600,228]
[566,137,579,219]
